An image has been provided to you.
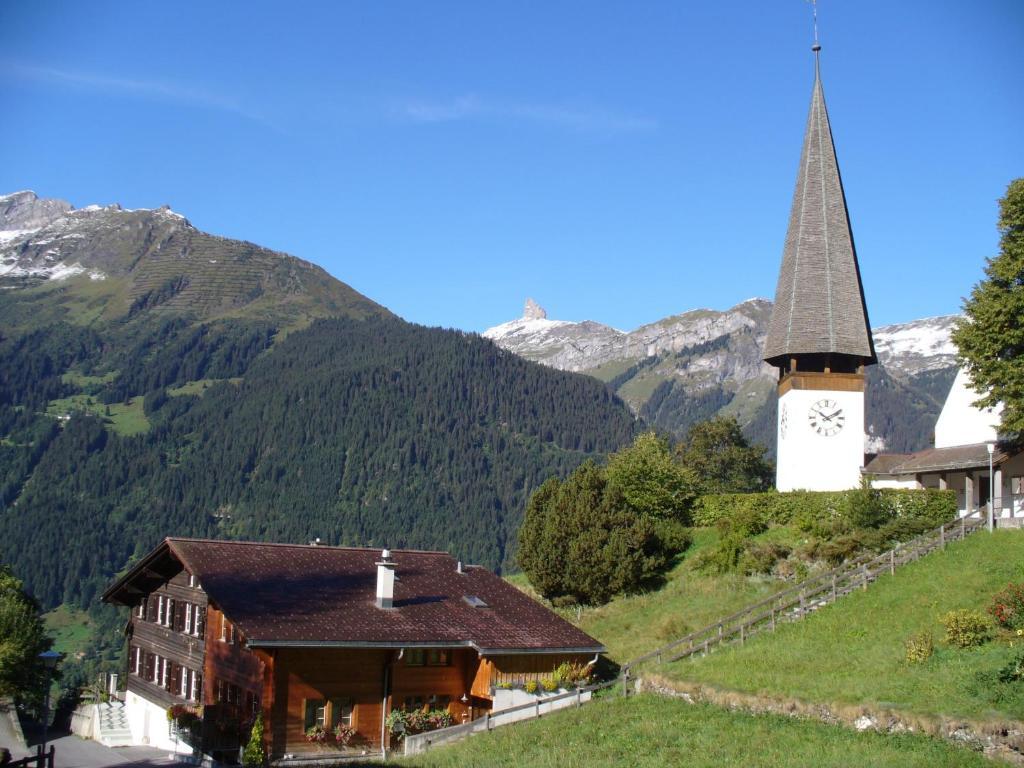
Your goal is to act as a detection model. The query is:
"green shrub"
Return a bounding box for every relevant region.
[905,631,934,664]
[989,583,1024,630]
[243,713,265,767]
[997,649,1024,683]
[691,489,955,529]
[940,610,992,648]
[738,541,790,575]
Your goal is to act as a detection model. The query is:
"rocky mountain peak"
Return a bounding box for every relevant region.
[523,298,547,320]
[0,190,73,232]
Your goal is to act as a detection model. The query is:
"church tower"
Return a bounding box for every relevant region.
[763,37,876,492]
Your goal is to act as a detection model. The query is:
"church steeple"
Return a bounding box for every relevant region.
[763,42,876,371]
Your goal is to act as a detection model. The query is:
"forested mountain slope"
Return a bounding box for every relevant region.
[0,193,637,610]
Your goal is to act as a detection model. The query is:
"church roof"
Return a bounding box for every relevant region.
[764,49,876,366]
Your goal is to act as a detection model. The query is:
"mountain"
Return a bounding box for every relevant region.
[484,299,960,454]
[0,192,638,610]
[0,190,383,330]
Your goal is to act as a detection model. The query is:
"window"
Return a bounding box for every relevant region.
[406,649,450,666]
[185,603,192,635]
[427,649,450,666]
[330,698,353,727]
[304,699,326,730]
[219,614,233,643]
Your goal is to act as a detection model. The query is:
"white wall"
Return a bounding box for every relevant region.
[777,387,865,491]
[935,368,1002,448]
[125,690,193,754]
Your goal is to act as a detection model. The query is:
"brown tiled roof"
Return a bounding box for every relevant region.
[862,453,913,475]
[764,52,876,366]
[865,443,1010,475]
[106,538,604,654]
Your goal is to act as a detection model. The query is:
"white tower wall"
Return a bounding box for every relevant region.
[776,385,865,491]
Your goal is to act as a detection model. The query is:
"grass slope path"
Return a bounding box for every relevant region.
[382,695,990,768]
[623,515,985,673]
[641,531,1024,761]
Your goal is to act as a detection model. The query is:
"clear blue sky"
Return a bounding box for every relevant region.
[1,2,1021,332]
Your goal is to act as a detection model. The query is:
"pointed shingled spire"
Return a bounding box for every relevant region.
[763,46,876,367]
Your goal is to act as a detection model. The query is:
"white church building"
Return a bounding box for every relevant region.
[865,368,1024,524]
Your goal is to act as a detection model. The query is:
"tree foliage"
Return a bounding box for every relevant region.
[677,416,773,494]
[952,178,1024,438]
[517,462,673,606]
[0,316,637,611]
[0,565,53,705]
[605,432,698,522]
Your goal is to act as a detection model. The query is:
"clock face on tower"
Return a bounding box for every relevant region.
[808,398,845,437]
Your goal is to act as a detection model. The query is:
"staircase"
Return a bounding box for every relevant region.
[622,513,986,676]
[96,701,133,747]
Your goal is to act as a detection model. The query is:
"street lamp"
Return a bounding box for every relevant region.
[38,650,62,756]
[987,442,996,533]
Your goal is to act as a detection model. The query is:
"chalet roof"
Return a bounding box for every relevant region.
[764,49,876,367]
[864,443,1011,476]
[103,538,604,655]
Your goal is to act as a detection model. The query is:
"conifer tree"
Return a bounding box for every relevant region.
[953,179,1024,438]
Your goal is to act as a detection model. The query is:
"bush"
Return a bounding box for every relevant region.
[941,610,992,649]
[739,542,790,575]
[989,583,1024,630]
[905,631,934,664]
[243,714,265,767]
[691,489,956,530]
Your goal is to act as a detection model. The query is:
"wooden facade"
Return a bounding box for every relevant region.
[106,539,605,761]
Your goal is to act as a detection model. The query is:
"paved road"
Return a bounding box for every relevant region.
[13,733,191,768]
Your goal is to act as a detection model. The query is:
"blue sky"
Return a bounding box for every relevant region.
[1,2,1021,332]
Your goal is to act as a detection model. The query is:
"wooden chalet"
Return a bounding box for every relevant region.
[102,538,604,760]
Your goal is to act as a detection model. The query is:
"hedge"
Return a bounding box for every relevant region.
[691,488,957,529]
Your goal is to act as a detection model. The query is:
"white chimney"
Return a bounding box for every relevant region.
[376,549,395,609]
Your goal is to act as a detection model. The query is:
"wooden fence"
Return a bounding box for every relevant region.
[2,746,55,768]
[622,513,986,676]
[402,678,624,755]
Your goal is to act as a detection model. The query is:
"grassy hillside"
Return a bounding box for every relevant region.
[660,530,1024,720]
[392,694,988,768]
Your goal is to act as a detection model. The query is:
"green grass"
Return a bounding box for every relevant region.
[47,394,150,436]
[44,604,93,658]
[167,378,243,397]
[505,529,785,664]
[393,694,988,768]
[663,530,1024,721]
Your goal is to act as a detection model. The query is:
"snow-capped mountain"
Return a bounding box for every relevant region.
[872,315,960,377]
[484,299,960,453]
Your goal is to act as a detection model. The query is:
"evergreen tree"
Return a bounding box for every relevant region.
[952,178,1024,438]
[517,461,673,606]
